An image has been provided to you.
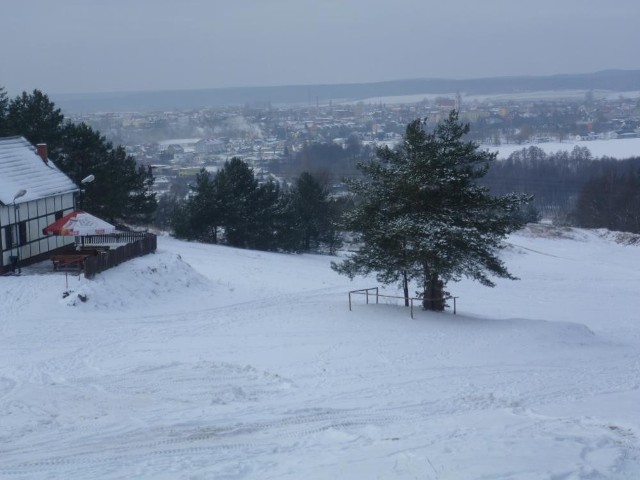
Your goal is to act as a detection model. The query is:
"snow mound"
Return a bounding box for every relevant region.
[518,223,584,240]
[428,315,603,361]
[497,317,598,347]
[518,223,640,246]
[62,250,211,310]
[595,228,640,246]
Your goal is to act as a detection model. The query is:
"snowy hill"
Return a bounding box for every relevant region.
[1,227,639,479]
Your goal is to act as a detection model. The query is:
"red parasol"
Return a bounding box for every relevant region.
[43,210,116,236]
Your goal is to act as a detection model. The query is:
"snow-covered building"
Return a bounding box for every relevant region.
[195,138,226,154]
[0,137,79,274]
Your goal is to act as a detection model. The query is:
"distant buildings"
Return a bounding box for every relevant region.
[68,91,640,198]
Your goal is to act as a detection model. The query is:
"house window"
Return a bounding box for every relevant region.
[18,221,27,246]
[2,226,12,251]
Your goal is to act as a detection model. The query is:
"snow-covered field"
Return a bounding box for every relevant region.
[353,90,640,108]
[1,227,639,479]
[490,137,640,160]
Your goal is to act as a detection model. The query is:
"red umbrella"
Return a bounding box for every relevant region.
[43,210,116,236]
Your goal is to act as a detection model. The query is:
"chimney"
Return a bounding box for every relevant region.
[36,143,48,164]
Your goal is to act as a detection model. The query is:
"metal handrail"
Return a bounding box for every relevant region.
[349,287,458,318]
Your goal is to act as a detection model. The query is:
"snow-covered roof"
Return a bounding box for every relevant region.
[0,136,79,206]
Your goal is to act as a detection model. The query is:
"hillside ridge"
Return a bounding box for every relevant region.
[52,70,640,113]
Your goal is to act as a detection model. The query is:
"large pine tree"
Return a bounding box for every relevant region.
[332,112,531,310]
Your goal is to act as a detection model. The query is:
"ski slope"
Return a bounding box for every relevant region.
[0,226,639,479]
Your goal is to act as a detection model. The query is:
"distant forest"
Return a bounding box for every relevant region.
[481,145,640,232]
[263,138,640,233]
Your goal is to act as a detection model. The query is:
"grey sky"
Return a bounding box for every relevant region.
[2,0,639,95]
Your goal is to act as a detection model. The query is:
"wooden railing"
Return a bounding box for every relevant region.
[77,231,151,246]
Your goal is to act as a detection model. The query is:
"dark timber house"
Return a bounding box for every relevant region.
[0,137,79,274]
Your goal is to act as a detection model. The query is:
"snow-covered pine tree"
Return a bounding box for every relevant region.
[332,111,531,311]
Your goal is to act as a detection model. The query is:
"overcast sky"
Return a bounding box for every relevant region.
[2,0,639,95]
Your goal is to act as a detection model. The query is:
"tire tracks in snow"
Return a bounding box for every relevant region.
[0,407,411,477]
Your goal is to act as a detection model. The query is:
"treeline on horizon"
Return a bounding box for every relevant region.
[51,69,640,113]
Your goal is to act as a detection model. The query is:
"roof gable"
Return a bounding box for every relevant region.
[0,136,79,205]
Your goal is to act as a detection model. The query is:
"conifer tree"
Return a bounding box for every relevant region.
[0,87,8,136]
[246,179,283,251]
[189,169,222,242]
[214,157,261,248]
[5,89,64,148]
[332,112,531,310]
[288,172,333,252]
[176,158,284,249]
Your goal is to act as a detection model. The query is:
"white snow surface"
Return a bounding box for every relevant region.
[0,137,78,205]
[490,137,640,160]
[349,90,640,108]
[1,227,639,479]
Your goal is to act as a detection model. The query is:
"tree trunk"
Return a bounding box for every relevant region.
[207,225,218,244]
[402,271,409,307]
[422,262,445,311]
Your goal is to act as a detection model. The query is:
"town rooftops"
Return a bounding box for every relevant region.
[0,136,79,206]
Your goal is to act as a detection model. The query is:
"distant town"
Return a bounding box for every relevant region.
[68,88,640,199]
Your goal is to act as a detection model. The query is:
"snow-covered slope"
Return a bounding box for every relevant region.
[1,228,639,479]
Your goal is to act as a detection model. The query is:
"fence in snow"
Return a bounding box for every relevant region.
[348,287,458,318]
[83,233,157,279]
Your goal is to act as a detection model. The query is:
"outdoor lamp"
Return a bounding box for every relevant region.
[78,174,95,209]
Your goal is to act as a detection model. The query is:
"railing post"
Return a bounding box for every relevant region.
[366,289,369,305]
[376,287,379,304]
[410,298,414,319]
[349,292,352,311]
